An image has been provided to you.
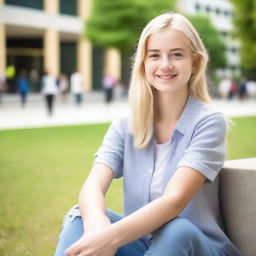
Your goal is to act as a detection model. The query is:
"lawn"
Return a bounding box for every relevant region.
[0,116,255,255]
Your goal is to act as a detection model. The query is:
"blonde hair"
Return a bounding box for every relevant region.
[129,12,212,149]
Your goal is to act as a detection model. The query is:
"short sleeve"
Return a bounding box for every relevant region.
[94,118,125,178]
[177,113,227,183]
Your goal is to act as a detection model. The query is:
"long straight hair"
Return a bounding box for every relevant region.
[129,13,212,149]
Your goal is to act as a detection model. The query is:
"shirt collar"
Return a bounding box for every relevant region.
[175,94,204,135]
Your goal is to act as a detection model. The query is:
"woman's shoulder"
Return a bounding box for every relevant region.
[187,96,227,130]
[191,96,225,118]
[111,115,130,133]
[192,98,227,131]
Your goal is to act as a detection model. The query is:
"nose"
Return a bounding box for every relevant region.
[160,56,173,71]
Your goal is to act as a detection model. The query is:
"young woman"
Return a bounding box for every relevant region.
[55,13,242,256]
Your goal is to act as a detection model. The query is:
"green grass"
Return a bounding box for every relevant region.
[227,116,256,159]
[0,116,255,255]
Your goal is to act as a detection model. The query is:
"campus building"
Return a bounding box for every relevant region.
[0,0,121,92]
[0,0,239,92]
[177,0,240,77]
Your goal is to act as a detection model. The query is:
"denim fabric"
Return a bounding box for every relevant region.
[55,209,148,256]
[55,208,225,256]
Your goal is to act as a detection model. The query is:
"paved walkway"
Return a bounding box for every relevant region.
[0,92,255,130]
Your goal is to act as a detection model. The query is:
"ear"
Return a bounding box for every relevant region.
[192,54,199,73]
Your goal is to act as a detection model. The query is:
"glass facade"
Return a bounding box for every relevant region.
[60,42,77,78]
[92,47,104,90]
[60,0,77,16]
[5,0,43,10]
[7,39,43,92]
[194,2,233,17]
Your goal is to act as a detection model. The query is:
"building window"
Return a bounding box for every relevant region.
[224,10,230,17]
[195,3,201,11]
[215,8,220,15]
[5,0,43,10]
[221,31,228,38]
[60,0,77,16]
[230,47,238,54]
[205,5,211,13]
[229,65,237,72]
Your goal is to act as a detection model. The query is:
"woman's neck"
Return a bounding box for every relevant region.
[155,89,189,124]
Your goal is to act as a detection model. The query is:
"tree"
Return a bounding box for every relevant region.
[133,0,176,27]
[230,0,256,79]
[85,0,140,52]
[85,0,176,84]
[86,0,175,53]
[187,15,227,71]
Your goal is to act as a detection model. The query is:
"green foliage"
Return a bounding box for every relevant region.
[230,0,256,78]
[0,116,255,254]
[187,15,227,71]
[85,0,175,52]
[133,0,175,22]
[85,0,138,51]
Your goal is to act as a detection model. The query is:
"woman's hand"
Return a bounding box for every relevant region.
[64,228,118,256]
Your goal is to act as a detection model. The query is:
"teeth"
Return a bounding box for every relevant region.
[157,74,177,79]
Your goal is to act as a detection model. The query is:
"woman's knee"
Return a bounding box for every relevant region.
[155,217,200,245]
[55,216,84,256]
[149,218,222,256]
[161,217,195,233]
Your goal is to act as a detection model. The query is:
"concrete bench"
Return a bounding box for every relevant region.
[220,158,256,256]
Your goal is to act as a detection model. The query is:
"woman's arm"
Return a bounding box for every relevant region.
[109,166,205,246]
[65,166,205,256]
[78,163,114,233]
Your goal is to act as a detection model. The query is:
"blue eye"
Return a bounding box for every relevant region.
[149,54,159,58]
[172,52,183,58]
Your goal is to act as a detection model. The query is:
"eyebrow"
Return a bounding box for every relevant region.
[147,48,186,52]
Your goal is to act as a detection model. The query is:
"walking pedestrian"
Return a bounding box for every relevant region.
[58,73,69,103]
[41,72,58,116]
[0,72,6,105]
[70,71,84,106]
[17,70,30,107]
[102,73,116,103]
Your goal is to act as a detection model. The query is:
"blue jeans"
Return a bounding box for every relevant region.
[55,208,223,256]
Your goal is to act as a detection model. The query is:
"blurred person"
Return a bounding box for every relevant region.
[55,13,242,256]
[17,70,30,107]
[102,73,117,103]
[41,72,58,116]
[0,72,6,105]
[5,64,16,93]
[218,76,231,99]
[228,78,238,100]
[57,73,69,103]
[70,71,84,105]
[29,69,40,92]
[238,77,247,101]
[246,80,256,98]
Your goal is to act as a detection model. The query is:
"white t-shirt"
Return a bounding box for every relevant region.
[41,75,58,95]
[150,137,172,201]
[70,72,84,94]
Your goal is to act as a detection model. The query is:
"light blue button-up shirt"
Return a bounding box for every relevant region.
[94,95,242,255]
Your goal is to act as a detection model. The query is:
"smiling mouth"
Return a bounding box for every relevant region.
[156,74,178,80]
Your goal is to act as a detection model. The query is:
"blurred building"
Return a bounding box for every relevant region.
[0,0,119,92]
[0,0,240,93]
[177,0,240,77]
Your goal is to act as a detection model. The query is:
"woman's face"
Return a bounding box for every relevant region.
[144,27,195,94]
